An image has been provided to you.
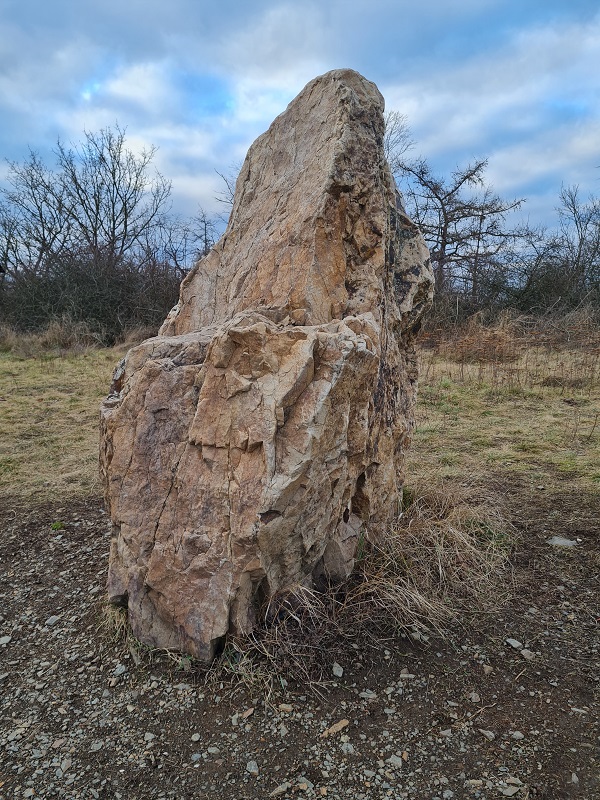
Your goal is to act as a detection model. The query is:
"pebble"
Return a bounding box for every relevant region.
[246,760,259,776]
[359,689,377,700]
[387,754,404,767]
[547,536,578,547]
[45,615,60,627]
[270,783,291,797]
[332,662,344,678]
[506,638,523,650]
[479,729,495,741]
[0,635,11,645]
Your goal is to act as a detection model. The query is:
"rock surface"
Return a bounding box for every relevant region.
[100,68,433,659]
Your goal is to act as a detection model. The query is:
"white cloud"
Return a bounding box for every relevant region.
[102,61,174,113]
[216,2,327,82]
[487,118,600,195]
[382,12,600,203]
[1,0,600,227]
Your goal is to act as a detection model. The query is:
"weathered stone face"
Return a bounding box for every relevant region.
[100,68,433,660]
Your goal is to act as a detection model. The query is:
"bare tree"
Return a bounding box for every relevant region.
[555,185,600,296]
[1,126,172,279]
[392,154,524,298]
[0,126,183,339]
[194,206,220,257]
[214,161,243,226]
[54,125,171,270]
[142,206,219,277]
[1,151,72,278]
[383,111,414,177]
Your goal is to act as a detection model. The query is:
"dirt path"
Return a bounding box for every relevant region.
[0,482,598,800]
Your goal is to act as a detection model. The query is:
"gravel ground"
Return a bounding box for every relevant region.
[0,485,598,800]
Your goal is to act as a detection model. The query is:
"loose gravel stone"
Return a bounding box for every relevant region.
[506,638,523,650]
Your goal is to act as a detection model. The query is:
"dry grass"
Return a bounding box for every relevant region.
[348,483,513,632]
[415,324,600,490]
[188,481,513,695]
[422,306,600,359]
[0,347,115,502]
[0,319,105,358]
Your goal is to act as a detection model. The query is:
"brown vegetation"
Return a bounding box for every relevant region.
[2,313,597,655]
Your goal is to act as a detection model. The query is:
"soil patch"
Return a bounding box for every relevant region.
[0,482,598,799]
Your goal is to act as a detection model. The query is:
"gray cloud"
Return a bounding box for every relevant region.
[1,0,599,225]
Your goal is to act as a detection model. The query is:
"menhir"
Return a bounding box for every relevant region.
[100,69,433,660]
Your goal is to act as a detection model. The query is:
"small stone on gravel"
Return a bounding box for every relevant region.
[547,536,578,547]
[506,638,523,649]
[270,782,291,797]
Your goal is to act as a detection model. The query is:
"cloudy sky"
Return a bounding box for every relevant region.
[1,0,599,228]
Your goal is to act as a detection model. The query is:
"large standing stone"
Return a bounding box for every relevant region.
[100,69,433,660]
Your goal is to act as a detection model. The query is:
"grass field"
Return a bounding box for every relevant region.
[415,343,600,493]
[1,326,598,505]
[0,348,116,502]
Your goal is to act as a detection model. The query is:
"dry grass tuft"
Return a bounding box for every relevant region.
[0,319,103,358]
[99,603,129,642]
[348,483,513,635]
[429,313,523,364]
[422,306,600,366]
[197,483,513,696]
[116,325,160,349]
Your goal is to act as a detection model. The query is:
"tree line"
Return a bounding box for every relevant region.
[385,112,600,323]
[1,121,598,343]
[0,126,217,342]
